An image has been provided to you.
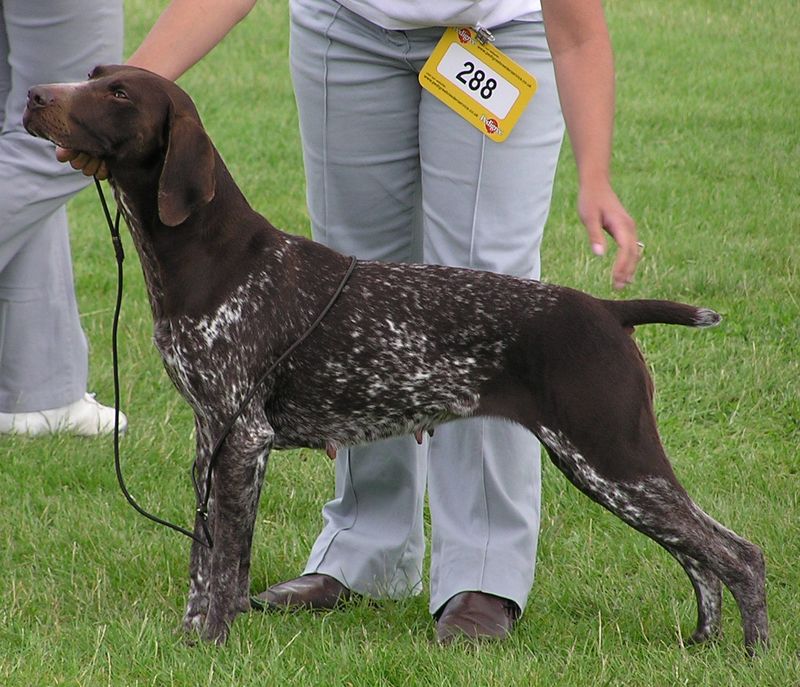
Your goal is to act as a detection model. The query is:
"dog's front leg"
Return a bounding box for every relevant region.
[183,417,215,633]
[234,439,269,614]
[200,412,273,644]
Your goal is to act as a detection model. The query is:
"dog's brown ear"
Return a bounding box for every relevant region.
[157,109,216,227]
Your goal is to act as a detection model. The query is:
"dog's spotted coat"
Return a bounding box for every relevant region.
[23,65,768,654]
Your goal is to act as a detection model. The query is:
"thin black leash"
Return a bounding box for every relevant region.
[94,177,201,542]
[94,177,357,549]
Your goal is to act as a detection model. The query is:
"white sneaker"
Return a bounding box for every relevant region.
[0,393,128,436]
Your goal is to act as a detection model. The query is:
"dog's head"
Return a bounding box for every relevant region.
[23,64,216,226]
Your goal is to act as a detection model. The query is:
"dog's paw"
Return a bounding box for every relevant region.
[236,594,253,614]
[182,611,206,634]
[201,614,231,645]
[685,626,722,647]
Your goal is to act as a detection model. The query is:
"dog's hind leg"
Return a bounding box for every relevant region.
[662,547,723,644]
[625,483,766,654]
[193,411,274,644]
[536,427,767,654]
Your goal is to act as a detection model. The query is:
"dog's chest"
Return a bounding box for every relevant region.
[153,274,273,417]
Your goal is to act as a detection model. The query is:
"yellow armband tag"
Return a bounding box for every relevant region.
[419,27,537,142]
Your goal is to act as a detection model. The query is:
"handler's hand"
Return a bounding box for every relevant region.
[55,146,109,180]
[578,180,641,290]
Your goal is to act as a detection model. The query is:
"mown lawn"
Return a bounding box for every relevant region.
[1,1,798,684]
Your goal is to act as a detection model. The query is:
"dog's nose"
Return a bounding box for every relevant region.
[26,86,55,110]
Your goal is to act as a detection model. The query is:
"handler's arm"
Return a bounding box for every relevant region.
[127,0,257,80]
[541,0,639,289]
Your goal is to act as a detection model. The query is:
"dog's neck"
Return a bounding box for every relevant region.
[108,167,171,320]
[108,157,277,323]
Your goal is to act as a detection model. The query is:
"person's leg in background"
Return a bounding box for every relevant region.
[261,0,428,602]
[396,16,564,641]
[414,19,565,640]
[0,0,125,435]
[263,2,566,645]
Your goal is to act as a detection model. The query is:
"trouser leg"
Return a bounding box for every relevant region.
[290,0,565,612]
[416,19,564,615]
[0,0,123,411]
[290,0,427,597]
[0,207,89,411]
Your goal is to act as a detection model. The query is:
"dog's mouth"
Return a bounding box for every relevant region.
[22,108,68,147]
[23,106,112,163]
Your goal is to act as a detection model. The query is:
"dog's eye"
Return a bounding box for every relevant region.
[112,88,129,100]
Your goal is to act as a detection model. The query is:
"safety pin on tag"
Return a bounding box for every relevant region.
[473,23,495,45]
[419,27,537,142]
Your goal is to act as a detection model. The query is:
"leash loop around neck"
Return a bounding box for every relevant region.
[94,177,358,549]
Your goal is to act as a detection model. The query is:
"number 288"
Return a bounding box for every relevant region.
[455,61,497,99]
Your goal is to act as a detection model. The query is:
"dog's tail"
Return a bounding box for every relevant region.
[603,299,722,329]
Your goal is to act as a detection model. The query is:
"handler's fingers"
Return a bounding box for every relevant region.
[93,160,110,180]
[584,216,607,257]
[71,152,97,176]
[608,212,640,290]
[579,184,641,289]
[55,146,76,163]
[55,146,108,179]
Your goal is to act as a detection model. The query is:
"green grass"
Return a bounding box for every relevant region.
[2,1,798,684]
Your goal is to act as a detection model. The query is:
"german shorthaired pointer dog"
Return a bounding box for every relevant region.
[24,65,767,653]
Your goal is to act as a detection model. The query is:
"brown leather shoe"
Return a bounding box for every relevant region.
[435,591,520,644]
[252,573,353,611]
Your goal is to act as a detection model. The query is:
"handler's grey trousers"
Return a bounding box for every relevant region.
[290,0,565,615]
[0,0,122,412]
